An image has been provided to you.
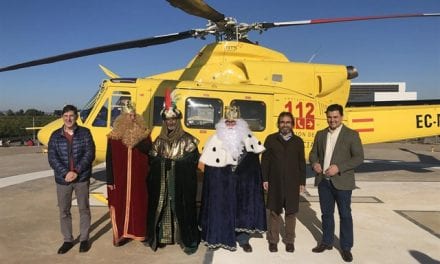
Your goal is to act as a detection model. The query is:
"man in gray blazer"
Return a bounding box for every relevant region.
[309,104,364,262]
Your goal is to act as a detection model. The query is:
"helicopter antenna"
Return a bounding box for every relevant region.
[308,45,322,63]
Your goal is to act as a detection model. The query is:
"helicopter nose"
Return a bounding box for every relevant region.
[37,118,64,146]
[346,66,358,80]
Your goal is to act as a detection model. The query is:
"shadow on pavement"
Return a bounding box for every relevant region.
[298,197,341,250]
[409,249,440,264]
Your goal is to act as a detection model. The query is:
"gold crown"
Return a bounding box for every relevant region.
[225,106,240,121]
[121,100,135,114]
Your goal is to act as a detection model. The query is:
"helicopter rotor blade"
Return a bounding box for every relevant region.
[0,30,196,73]
[259,13,440,29]
[166,0,225,23]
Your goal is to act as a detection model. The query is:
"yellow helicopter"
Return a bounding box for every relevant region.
[1,0,439,163]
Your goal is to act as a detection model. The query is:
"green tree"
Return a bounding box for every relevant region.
[0,114,57,139]
[25,109,45,116]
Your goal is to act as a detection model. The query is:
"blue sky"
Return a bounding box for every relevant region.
[1,0,439,111]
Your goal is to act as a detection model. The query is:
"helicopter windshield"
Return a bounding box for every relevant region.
[80,89,101,123]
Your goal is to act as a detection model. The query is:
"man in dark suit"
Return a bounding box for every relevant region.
[261,111,306,253]
[309,104,364,262]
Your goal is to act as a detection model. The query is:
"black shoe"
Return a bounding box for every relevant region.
[268,243,278,252]
[286,243,295,253]
[57,242,73,254]
[79,240,90,253]
[312,243,333,253]
[240,243,252,253]
[183,246,198,255]
[157,242,167,248]
[341,250,353,262]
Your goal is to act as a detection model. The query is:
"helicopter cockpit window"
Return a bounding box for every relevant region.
[92,99,109,127]
[185,97,223,129]
[230,100,266,131]
[110,91,132,125]
[80,90,100,123]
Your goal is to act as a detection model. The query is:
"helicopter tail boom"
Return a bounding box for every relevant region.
[346,101,440,144]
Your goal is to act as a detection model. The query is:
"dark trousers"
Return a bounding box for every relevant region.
[266,210,297,244]
[318,179,353,250]
[56,181,91,242]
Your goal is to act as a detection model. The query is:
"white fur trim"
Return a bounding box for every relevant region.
[243,133,265,154]
[200,134,265,167]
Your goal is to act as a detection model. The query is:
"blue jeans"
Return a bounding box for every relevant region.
[318,179,353,250]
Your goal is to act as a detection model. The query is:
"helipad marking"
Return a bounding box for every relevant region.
[0,169,53,188]
[73,184,108,207]
[91,192,108,205]
[0,163,106,189]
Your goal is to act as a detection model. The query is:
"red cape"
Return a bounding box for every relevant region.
[107,138,150,244]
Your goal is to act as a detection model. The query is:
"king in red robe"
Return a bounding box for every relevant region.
[106,105,151,246]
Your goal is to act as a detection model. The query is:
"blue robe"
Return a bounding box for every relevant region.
[199,151,267,250]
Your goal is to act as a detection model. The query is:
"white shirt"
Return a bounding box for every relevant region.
[280,132,292,141]
[323,125,342,172]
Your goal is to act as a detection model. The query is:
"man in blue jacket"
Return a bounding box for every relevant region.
[48,105,95,254]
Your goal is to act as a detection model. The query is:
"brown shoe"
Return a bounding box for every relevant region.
[341,250,353,262]
[286,243,295,253]
[312,243,333,253]
[268,243,277,252]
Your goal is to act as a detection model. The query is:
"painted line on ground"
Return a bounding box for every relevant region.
[0,169,54,188]
[0,163,106,189]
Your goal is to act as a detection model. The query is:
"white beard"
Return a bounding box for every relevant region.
[216,118,250,160]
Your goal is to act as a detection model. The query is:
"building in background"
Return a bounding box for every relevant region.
[349,82,417,103]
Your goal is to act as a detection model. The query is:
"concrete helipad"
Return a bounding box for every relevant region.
[0,142,439,264]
